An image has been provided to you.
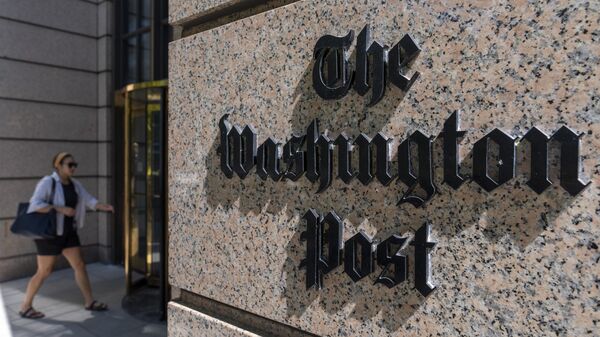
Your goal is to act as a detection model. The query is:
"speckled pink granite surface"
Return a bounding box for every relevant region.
[169,0,245,25]
[169,303,260,337]
[168,0,599,335]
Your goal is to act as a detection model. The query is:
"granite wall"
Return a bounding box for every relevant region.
[168,0,599,335]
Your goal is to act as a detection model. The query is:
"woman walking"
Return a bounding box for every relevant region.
[18,152,114,319]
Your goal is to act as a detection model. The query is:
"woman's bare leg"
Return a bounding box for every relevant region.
[20,255,57,311]
[62,247,94,306]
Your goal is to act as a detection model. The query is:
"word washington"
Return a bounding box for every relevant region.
[218,111,589,207]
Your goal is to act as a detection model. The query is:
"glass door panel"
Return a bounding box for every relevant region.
[123,80,168,319]
[130,89,147,278]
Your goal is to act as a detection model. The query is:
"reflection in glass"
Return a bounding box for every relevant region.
[127,87,166,285]
[141,0,151,28]
[120,0,170,87]
[126,0,139,32]
[141,33,151,82]
[126,37,137,84]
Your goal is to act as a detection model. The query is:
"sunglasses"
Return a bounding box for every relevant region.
[65,162,78,169]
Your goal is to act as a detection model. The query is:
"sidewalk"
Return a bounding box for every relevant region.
[0,263,166,337]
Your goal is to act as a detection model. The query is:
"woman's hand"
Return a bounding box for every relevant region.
[55,206,76,217]
[95,203,114,213]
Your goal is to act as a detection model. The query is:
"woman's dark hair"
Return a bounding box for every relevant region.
[52,152,73,169]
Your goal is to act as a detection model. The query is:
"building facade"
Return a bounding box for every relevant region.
[0,0,170,319]
[167,0,599,336]
[0,0,114,281]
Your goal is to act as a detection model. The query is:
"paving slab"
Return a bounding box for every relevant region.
[0,263,166,337]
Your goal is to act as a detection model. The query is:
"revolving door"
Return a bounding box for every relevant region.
[122,80,168,320]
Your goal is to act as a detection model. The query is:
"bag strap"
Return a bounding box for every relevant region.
[48,178,56,206]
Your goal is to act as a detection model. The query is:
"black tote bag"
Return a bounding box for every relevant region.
[10,179,57,239]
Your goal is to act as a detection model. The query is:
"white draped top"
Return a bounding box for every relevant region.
[26,171,98,236]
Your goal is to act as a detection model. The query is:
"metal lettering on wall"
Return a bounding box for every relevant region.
[215,26,590,295]
[218,112,590,203]
[300,209,436,297]
[313,24,421,105]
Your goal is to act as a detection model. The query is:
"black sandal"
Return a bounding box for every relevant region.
[85,300,108,311]
[19,307,45,319]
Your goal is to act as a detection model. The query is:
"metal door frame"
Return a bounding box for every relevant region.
[122,80,169,318]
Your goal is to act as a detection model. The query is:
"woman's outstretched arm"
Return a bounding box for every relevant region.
[76,181,113,212]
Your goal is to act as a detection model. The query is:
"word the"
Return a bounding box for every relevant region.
[313,24,421,106]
